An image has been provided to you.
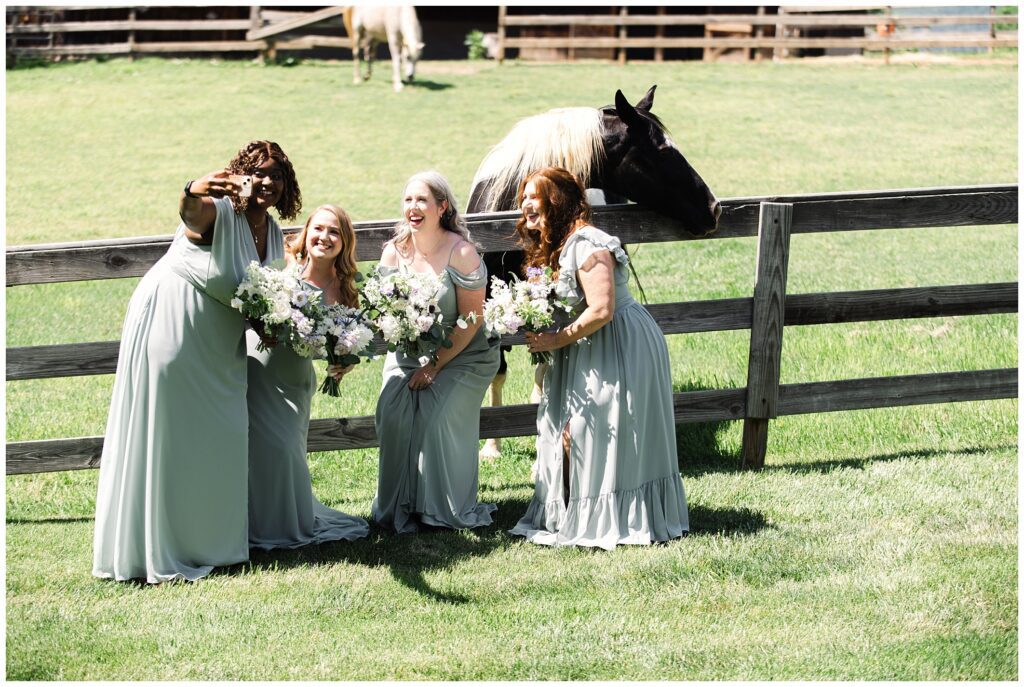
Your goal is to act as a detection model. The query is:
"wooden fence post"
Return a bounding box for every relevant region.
[654,6,665,62]
[127,7,136,61]
[884,5,893,65]
[497,5,506,63]
[741,202,793,469]
[618,6,628,65]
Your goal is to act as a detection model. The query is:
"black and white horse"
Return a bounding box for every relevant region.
[467,86,721,461]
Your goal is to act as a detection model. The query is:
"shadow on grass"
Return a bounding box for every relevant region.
[674,380,743,477]
[215,495,533,604]
[686,503,770,537]
[406,79,453,91]
[764,443,1017,475]
[5,515,94,525]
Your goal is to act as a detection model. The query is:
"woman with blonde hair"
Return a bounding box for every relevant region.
[509,166,688,550]
[372,171,499,532]
[247,204,369,550]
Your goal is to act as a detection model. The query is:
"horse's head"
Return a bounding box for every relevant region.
[601,86,721,236]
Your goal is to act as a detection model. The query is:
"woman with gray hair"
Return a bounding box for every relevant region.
[372,171,500,532]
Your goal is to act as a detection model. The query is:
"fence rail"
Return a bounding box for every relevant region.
[7,6,1018,62]
[7,185,1016,286]
[5,185,1018,475]
[497,6,1018,62]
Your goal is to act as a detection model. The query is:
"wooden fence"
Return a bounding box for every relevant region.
[5,6,350,59]
[5,185,1018,476]
[7,6,1018,63]
[497,6,1018,63]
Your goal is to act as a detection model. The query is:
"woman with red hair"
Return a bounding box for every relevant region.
[509,167,689,550]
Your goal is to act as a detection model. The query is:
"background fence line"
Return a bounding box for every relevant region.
[5,185,1018,475]
[7,6,1018,63]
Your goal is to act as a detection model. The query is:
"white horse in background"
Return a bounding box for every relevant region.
[344,6,424,92]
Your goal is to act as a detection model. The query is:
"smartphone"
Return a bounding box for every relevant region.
[230,174,253,198]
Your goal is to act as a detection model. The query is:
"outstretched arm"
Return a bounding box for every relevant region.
[178,171,246,242]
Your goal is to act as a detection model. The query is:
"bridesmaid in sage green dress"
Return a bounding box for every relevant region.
[509,167,689,550]
[93,141,303,583]
[372,171,499,533]
[247,205,369,549]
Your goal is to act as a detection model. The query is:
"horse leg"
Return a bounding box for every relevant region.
[527,361,548,482]
[530,362,547,403]
[352,42,363,84]
[387,32,404,92]
[479,372,504,462]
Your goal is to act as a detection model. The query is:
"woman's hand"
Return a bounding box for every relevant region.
[189,170,246,199]
[408,363,440,390]
[327,364,355,382]
[525,330,565,354]
[249,319,278,349]
[181,169,248,239]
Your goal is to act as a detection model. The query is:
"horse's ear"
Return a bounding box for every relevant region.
[636,85,656,112]
[615,89,645,129]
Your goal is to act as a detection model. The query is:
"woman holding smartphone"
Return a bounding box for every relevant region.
[93,140,302,584]
[247,205,369,549]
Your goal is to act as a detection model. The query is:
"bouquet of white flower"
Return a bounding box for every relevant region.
[361,269,469,363]
[318,303,376,396]
[230,261,327,357]
[483,266,571,365]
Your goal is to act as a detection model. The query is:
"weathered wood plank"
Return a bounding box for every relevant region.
[6,436,104,475]
[9,42,132,55]
[745,203,793,420]
[132,41,267,53]
[7,341,121,380]
[246,5,347,40]
[6,187,1017,286]
[6,242,172,287]
[503,14,1016,27]
[503,37,1018,50]
[275,36,351,50]
[777,368,1018,415]
[7,282,1016,380]
[742,203,793,469]
[7,369,1014,475]
[785,282,1018,326]
[8,19,253,33]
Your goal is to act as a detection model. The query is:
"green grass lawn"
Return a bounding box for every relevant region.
[5,57,1018,680]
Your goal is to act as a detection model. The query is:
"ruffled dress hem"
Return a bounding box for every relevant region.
[509,473,689,551]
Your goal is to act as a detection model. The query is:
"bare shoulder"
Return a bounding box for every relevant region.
[449,239,482,273]
[379,240,400,267]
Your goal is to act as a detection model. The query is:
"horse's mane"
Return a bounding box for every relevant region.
[470,107,604,212]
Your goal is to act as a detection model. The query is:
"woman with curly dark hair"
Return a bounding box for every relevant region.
[93,140,302,584]
[509,166,689,550]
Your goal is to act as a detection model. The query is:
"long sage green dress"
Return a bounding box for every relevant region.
[246,281,370,549]
[93,197,281,583]
[510,226,689,550]
[372,248,500,533]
